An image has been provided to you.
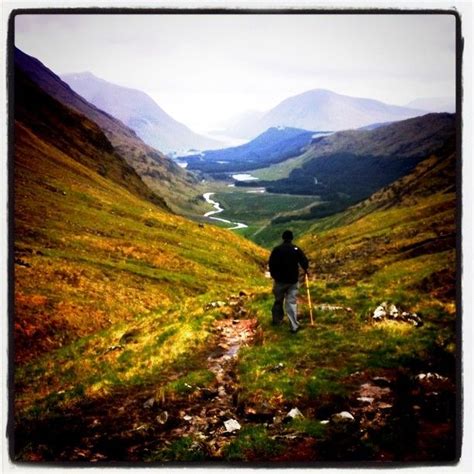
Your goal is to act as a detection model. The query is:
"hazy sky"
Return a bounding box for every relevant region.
[14,13,456,133]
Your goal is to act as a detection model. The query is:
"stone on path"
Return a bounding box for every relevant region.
[331,411,355,423]
[224,419,241,433]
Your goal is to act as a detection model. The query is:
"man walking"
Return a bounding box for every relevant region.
[269,230,309,333]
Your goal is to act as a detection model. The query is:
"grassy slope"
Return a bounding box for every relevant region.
[14,76,268,422]
[230,151,457,455]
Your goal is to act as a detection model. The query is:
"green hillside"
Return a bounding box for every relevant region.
[224,150,457,462]
[13,61,267,407]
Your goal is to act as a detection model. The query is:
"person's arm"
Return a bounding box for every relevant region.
[269,249,277,278]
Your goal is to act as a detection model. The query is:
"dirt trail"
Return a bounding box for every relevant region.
[150,315,259,458]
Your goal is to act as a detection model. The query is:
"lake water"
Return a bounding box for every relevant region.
[232,174,259,181]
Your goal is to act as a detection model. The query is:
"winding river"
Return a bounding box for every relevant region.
[203,192,248,230]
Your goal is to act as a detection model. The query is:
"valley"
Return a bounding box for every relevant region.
[11,46,459,465]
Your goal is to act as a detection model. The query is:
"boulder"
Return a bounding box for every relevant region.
[331,411,355,423]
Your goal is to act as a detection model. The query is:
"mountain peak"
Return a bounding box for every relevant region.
[61,73,222,153]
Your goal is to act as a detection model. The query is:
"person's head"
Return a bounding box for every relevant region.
[282,230,293,242]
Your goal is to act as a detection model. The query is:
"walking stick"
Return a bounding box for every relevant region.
[305,273,314,326]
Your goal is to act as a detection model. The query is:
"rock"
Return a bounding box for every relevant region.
[403,312,423,327]
[387,303,399,319]
[331,411,355,423]
[286,407,304,420]
[357,397,375,404]
[143,397,155,409]
[320,420,330,425]
[156,411,169,424]
[415,372,448,383]
[373,304,387,320]
[224,419,241,433]
[317,304,344,311]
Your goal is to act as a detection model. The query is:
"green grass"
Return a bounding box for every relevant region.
[146,436,207,462]
[223,426,282,461]
[234,270,456,406]
[214,190,318,224]
[251,149,313,181]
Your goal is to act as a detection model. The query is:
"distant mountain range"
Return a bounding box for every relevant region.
[61,72,222,154]
[179,126,319,174]
[14,48,200,213]
[225,89,428,139]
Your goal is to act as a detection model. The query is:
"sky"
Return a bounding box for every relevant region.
[14,13,456,133]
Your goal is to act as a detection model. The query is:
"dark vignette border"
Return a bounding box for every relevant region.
[6,5,464,469]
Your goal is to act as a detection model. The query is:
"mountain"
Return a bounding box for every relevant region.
[405,97,455,113]
[218,109,265,139]
[298,141,456,296]
[179,126,318,174]
[62,72,222,153]
[245,113,455,221]
[14,48,201,214]
[225,89,426,139]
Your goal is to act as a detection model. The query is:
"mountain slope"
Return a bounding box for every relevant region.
[179,126,319,174]
[14,48,202,214]
[62,72,222,153]
[405,97,455,113]
[249,113,455,217]
[13,51,268,365]
[226,89,426,139]
[298,146,456,299]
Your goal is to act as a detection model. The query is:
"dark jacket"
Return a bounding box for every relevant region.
[269,241,309,284]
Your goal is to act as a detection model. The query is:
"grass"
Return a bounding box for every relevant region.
[231,184,456,408]
[251,148,314,181]
[223,426,282,461]
[15,292,238,419]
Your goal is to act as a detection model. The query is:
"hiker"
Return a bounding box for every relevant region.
[269,230,309,333]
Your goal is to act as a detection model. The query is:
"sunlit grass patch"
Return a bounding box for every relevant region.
[370,250,455,290]
[14,295,227,419]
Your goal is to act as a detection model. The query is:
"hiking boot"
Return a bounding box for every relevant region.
[290,325,301,334]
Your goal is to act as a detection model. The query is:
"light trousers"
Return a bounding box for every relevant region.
[272,281,299,331]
